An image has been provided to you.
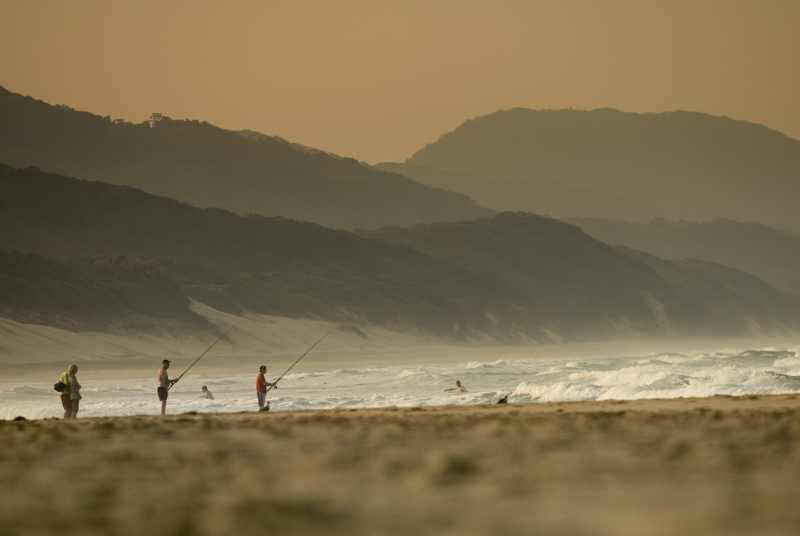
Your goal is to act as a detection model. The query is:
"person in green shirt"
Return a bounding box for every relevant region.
[58,364,81,419]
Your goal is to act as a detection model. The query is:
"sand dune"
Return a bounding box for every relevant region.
[2,395,799,535]
[0,302,432,367]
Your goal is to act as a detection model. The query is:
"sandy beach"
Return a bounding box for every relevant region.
[2,395,800,535]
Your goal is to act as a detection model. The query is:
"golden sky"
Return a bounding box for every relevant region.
[1,0,797,162]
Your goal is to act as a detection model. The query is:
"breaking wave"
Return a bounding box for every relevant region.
[2,346,799,419]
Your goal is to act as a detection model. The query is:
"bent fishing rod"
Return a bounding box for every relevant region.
[265,331,329,395]
[170,323,237,390]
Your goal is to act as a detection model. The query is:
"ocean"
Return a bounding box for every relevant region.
[3,344,800,420]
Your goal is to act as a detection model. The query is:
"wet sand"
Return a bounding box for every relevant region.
[2,395,800,535]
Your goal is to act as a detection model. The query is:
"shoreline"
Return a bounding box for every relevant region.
[6,392,800,423]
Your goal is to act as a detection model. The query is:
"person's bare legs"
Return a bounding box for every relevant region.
[71,399,79,419]
[61,394,72,419]
[161,400,166,416]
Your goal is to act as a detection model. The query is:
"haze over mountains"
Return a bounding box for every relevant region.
[571,218,800,295]
[383,108,800,232]
[0,86,490,230]
[3,165,798,342]
[1,84,799,346]
[366,216,800,338]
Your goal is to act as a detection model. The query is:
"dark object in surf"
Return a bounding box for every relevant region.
[13,416,27,421]
[497,395,508,405]
[259,402,270,413]
[54,381,66,392]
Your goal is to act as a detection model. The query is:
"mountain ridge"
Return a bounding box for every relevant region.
[364,212,800,339]
[0,85,491,229]
[4,164,799,341]
[571,217,800,295]
[385,107,800,231]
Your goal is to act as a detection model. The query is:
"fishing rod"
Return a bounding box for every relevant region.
[170,323,237,390]
[265,331,329,395]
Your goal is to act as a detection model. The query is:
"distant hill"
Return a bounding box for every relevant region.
[2,165,798,340]
[0,164,508,338]
[617,248,798,334]
[0,86,491,229]
[571,218,800,295]
[0,250,209,333]
[382,108,800,231]
[365,213,800,338]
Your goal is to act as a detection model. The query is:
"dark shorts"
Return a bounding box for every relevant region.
[157,387,168,402]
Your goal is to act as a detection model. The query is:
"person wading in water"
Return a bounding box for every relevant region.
[444,379,467,393]
[158,359,177,416]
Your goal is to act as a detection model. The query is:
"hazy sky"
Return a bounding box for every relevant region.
[1,0,797,162]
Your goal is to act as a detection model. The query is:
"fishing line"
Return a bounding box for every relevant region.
[170,323,236,390]
[265,331,329,395]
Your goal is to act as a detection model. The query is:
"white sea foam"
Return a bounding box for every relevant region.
[3,346,800,419]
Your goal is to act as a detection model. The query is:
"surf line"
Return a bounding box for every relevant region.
[264,331,330,397]
[169,323,237,391]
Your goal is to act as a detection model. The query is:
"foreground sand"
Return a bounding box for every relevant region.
[2,396,800,535]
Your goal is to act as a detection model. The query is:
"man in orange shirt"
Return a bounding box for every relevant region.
[256,365,277,411]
